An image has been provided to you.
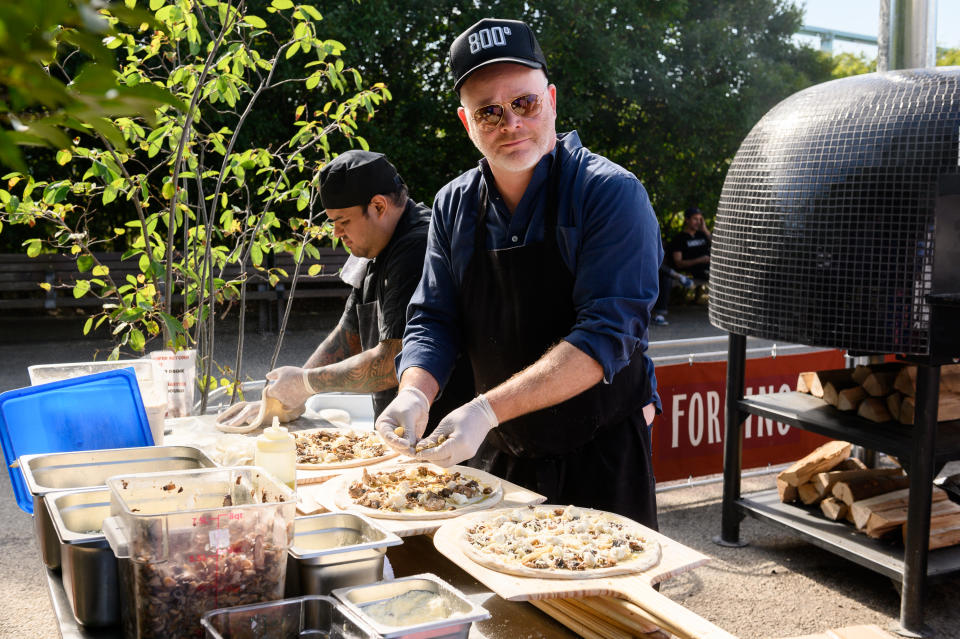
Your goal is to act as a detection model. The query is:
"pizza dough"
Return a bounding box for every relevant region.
[318,408,351,426]
[333,463,503,520]
[458,505,661,579]
[294,427,398,469]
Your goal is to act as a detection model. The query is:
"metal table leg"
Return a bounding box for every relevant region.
[897,363,940,637]
[715,332,748,547]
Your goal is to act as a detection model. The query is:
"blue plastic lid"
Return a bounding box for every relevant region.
[0,368,154,514]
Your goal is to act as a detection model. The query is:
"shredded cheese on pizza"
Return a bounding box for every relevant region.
[465,505,651,571]
[295,429,389,465]
[346,465,496,513]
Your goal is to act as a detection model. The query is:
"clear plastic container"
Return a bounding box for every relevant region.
[103,467,297,639]
[255,419,296,491]
[28,359,168,444]
[201,595,376,639]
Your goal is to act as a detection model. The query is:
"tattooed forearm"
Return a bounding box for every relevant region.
[303,322,361,368]
[305,339,403,393]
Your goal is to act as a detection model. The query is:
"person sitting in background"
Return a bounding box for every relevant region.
[668,206,711,282]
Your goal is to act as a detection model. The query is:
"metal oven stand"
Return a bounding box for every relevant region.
[716,333,960,637]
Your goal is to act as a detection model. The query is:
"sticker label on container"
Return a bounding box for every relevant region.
[209,528,231,550]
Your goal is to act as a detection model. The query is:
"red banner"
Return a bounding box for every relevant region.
[651,349,846,483]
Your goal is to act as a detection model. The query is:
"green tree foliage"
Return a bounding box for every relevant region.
[830,52,876,78]
[309,0,834,224]
[0,0,389,404]
[938,47,960,67]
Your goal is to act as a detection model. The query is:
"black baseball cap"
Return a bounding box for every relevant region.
[449,18,547,92]
[319,151,404,209]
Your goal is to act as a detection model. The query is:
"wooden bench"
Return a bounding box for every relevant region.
[0,249,352,325]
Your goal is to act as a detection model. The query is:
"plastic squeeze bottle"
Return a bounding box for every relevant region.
[254,417,296,491]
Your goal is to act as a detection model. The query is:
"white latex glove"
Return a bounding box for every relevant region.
[215,396,304,432]
[264,366,316,410]
[414,395,498,467]
[216,401,261,429]
[374,387,430,455]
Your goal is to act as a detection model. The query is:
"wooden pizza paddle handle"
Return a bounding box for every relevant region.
[613,583,737,639]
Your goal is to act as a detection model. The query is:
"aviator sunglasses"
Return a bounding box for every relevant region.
[471,91,545,132]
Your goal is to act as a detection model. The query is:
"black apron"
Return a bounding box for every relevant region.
[358,295,475,435]
[459,149,657,528]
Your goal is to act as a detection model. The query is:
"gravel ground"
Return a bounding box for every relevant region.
[1,306,958,638]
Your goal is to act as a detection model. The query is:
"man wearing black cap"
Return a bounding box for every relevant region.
[374,19,663,527]
[217,150,472,430]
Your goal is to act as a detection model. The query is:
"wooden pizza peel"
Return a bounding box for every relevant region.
[432,512,736,639]
[299,464,546,536]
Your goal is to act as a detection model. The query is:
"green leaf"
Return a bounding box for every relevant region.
[73,279,91,298]
[138,253,150,273]
[129,328,146,352]
[300,4,323,20]
[92,265,110,276]
[77,255,94,272]
[103,184,118,205]
[83,317,94,335]
[251,243,263,266]
[244,15,266,28]
[162,180,175,199]
[307,264,321,276]
[56,150,72,166]
[285,42,300,59]
[150,0,165,9]
[25,239,41,258]
[271,0,294,9]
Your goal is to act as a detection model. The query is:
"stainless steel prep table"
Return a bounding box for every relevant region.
[43,537,575,638]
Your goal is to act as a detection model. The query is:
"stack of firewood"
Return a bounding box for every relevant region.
[777,441,960,549]
[796,363,960,424]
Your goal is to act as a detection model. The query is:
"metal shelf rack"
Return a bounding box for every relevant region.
[717,333,955,636]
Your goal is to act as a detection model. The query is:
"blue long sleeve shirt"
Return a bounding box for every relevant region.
[399,131,663,410]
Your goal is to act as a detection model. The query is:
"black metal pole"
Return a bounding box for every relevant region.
[715,332,748,546]
[898,363,940,635]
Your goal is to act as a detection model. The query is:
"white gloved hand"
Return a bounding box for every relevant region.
[216,401,262,429]
[264,366,316,410]
[215,396,304,432]
[414,395,498,467]
[374,387,430,455]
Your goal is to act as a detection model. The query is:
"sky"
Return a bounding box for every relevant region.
[794,0,960,58]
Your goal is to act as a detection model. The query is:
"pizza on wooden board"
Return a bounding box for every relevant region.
[333,463,503,520]
[294,427,398,470]
[458,505,661,579]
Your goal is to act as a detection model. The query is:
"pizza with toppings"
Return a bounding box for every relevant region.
[294,427,398,470]
[333,463,503,520]
[458,505,661,579]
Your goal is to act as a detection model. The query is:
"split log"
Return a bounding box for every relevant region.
[886,392,902,423]
[777,440,852,487]
[807,369,855,399]
[861,495,960,538]
[833,474,912,505]
[894,364,960,397]
[862,370,900,397]
[820,496,849,521]
[797,372,815,394]
[777,477,798,503]
[835,457,868,471]
[813,467,903,497]
[835,386,867,411]
[857,397,892,423]
[798,482,823,505]
[850,486,948,530]
[899,393,960,425]
[852,362,902,385]
[903,510,960,550]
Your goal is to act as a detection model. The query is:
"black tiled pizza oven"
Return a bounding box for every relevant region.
[709,67,960,364]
